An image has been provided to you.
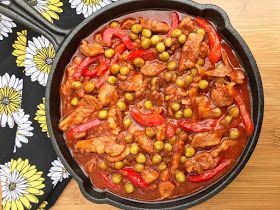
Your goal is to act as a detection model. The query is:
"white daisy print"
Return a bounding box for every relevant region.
[47,158,70,187]
[27,0,63,23]
[0,73,23,128]
[24,35,55,86]
[0,158,45,210]
[69,0,118,18]
[13,109,34,153]
[0,13,16,41]
[0,0,11,5]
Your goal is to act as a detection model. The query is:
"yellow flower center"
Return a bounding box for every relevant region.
[83,0,102,6]
[8,182,16,191]
[0,86,21,116]
[33,45,55,74]
[27,0,38,6]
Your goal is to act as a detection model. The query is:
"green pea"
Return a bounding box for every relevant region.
[164,143,173,152]
[156,42,166,53]
[197,58,205,66]
[72,81,82,90]
[129,32,138,41]
[124,92,134,101]
[152,154,162,165]
[134,163,144,172]
[213,107,222,117]
[163,72,172,82]
[144,100,153,109]
[158,162,167,171]
[114,161,124,169]
[141,38,152,49]
[175,110,183,119]
[176,79,185,87]
[111,173,122,184]
[180,156,187,163]
[159,51,170,61]
[171,102,181,112]
[175,170,186,183]
[123,118,132,128]
[190,68,198,76]
[131,24,143,34]
[136,153,146,163]
[124,182,135,194]
[142,29,152,38]
[107,76,117,84]
[221,115,233,125]
[98,110,108,120]
[133,57,145,68]
[171,29,182,38]
[71,97,79,106]
[104,48,115,58]
[98,161,107,170]
[154,141,164,151]
[164,38,172,47]
[117,101,127,111]
[120,66,130,75]
[198,80,209,89]
[151,35,161,46]
[84,81,95,93]
[185,146,195,158]
[145,127,155,138]
[183,108,193,118]
[130,143,139,155]
[110,21,120,28]
[111,64,121,74]
[228,106,240,118]
[229,128,240,140]
[167,60,177,71]
[125,133,133,143]
[196,28,206,37]
[185,75,193,85]
[178,34,187,44]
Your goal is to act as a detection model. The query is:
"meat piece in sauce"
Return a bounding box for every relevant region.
[159,181,175,199]
[210,82,234,107]
[79,40,104,57]
[191,131,223,149]
[140,60,167,77]
[211,139,236,158]
[134,131,154,154]
[194,95,218,119]
[140,17,170,34]
[107,106,123,135]
[106,145,130,162]
[170,139,185,174]
[142,167,160,184]
[179,33,204,71]
[98,83,118,107]
[118,73,144,92]
[178,16,194,35]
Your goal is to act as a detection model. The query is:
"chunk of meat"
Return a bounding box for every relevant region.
[140,18,170,34]
[210,82,234,107]
[121,18,136,29]
[185,152,219,174]
[165,84,188,101]
[194,95,218,119]
[141,167,159,184]
[160,169,170,182]
[205,63,228,77]
[106,145,130,162]
[59,95,102,131]
[159,181,175,199]
[211,139,236,158]
[107,106,123,135]
[179,33,204,71]
[178,16,194,35]
[134,131,154,154]
[140,60,167,77]
[191,131,223,148]
[155,124,166,141]
[98,83,118,106]
[79,40,104,57]
[170,139,185,174]
[199,42,209,59]
[118,73,143,92]
[75,136,125,157]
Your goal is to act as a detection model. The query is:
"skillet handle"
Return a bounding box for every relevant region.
[0,0,71,49]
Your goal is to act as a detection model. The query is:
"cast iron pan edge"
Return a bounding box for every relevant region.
[45,0,264,209]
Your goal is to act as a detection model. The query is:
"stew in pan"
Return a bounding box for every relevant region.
[59,11,253,201]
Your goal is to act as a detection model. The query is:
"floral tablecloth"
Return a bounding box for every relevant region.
[0,0,118,209]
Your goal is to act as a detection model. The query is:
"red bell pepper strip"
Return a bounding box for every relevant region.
[73,56,99,80]
[103,28,134,50]
[194,17,222,64]
[121,167,148,188]
[127,49,157,61]
[167,12,180,37]
[114,43,127,55]
[166,122,177,138]
[130,109,165,126]
[233,89,254,136]
[82,56,110,78]
[179,119,216,132]
[66,119,101,139]
[187,159,231,182]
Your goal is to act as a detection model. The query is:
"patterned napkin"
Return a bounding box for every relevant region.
[0,0,119,209]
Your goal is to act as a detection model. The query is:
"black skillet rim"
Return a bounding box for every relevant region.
[45,0,264,209]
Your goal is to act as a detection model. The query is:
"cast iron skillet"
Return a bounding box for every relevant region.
[0,0,264,209]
